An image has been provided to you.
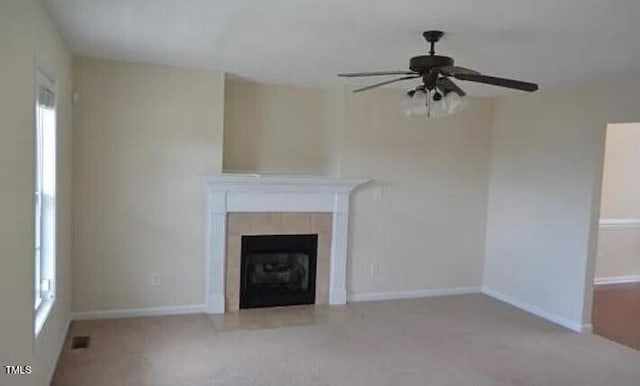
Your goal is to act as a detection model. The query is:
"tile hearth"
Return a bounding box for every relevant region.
[209,304,358,332]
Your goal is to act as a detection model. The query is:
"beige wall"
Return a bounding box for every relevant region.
[223,79,333,174]
[71,73,493,314]
[72,58,225,312]
[484,81,640,330]
[341,89,494,295]
[600,123,640,219]
[596,229,640,278]
[596,123,640,279]
[0,0,73,385]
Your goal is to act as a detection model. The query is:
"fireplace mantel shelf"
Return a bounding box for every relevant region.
[203,173,370,314]
[203,173,370,194]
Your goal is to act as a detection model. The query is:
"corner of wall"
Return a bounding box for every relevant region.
[480,95,500,288]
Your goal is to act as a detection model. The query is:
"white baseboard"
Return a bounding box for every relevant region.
[347,286,481,303]
[581,324,594,333]
[482,287,591,333]
[71,304,206,321]
[47,315,72,385]
[594,275,640,285]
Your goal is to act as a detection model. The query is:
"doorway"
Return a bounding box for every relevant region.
[592,123,640,350]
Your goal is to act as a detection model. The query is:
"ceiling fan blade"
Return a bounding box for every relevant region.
[352,75,420,93]
[437,77,466,97]
[338,71,418,77]
[439,66,480,76]
[453,73,539,92]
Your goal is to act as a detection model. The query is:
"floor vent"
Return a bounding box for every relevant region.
[70,336,91,350]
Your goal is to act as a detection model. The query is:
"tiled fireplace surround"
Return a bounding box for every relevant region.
[225,212,332,310]
[204,174,369,314]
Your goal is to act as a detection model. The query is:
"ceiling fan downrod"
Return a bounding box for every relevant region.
[423,30,444,56]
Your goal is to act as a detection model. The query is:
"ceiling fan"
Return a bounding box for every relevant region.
[338,30,538,117]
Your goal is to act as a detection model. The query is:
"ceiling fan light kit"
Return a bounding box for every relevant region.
[403,88,468,118]
[338,30,539,118]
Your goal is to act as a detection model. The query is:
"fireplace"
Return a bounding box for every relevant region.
[204,174,370,314]
[240,234,317,309]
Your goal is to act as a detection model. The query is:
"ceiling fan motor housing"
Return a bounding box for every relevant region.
[409,55,454,73]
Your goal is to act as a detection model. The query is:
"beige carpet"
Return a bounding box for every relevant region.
[52,295,640,386]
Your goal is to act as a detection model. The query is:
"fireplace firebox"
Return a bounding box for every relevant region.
[240,234,317,309]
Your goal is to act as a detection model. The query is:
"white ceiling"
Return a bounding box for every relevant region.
[46,0,640,96]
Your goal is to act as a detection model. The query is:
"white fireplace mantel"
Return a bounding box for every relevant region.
[204,173,370,314]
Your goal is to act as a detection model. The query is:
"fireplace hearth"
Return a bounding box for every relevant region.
[240,234,317,309]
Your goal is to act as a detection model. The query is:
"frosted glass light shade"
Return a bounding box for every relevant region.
[403,89,428,116]
[443,91,468,115]
[402,89,467,118]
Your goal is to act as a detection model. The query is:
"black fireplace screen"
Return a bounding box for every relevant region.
[240,234,317,309]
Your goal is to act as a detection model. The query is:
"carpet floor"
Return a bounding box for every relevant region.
[52,294,640,386]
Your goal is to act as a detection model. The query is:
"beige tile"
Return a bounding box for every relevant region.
[227,213,252,236]
[225,282,240,311]
[310,213,332,233]
[225,212,332,310]
[249,212,281,234]
[315,232,332,305]
[225,235,242,272]
[225,234,242,311]
[210,304,357,332]
[280,213,312,233]
[225,293,240,311]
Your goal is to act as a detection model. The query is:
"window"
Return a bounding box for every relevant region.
[34,68,56,336]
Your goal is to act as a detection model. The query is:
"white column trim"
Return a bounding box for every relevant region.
[205,191,228,313]
[329,194,350,304]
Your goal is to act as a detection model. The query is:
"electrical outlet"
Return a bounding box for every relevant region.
[150,273,160,286]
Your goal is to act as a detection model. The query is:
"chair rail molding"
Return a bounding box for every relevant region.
[599,218,640,230]
[594,275,640,285]
[203,173,370,314]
